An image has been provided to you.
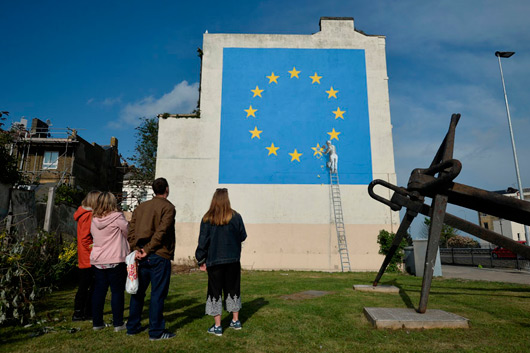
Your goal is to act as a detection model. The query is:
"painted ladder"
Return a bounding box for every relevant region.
[330,171,351,272]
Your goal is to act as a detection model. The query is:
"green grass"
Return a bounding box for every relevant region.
[1,270,530,353]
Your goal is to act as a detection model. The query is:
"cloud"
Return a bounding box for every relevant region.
[101,96,122,107]
[113,81,199,127]
[86,96,122,107]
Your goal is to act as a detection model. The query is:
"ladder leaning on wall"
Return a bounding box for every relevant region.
[330,171,351,272]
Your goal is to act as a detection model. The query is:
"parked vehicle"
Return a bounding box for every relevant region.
[491,241,526,259]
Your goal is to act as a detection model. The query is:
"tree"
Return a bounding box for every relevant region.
[377,229,412,273]
[421,217,459,248]
[124,117,159,209]
[0,113,23,185]
[130,117,158,181]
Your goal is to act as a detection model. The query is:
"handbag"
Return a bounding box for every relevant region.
[125,250,139,294]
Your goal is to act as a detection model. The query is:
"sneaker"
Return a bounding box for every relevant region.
[126,326,148,336]
[93,323,111,331]
[114,324,127,332]
[207,324,222,336]
[229,320,242,330]
[149,331,176,341]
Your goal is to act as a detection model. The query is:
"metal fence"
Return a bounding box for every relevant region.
[440,248,529,269]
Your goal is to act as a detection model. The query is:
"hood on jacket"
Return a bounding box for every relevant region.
[74,206,92,221]
[92,212,124,230]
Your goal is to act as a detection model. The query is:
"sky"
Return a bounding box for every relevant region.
[2,0,530,236]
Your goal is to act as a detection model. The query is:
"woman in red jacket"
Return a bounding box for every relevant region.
[72,190,101,321]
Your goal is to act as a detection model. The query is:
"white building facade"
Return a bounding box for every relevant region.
[157,18,399,271]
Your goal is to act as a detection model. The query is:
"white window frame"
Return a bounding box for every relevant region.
[42,151,59,170]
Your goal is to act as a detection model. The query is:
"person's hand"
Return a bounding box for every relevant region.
[136,249,147,260]
[199,263,207,272]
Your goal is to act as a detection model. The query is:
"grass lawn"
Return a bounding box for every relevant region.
[1,270,530,352]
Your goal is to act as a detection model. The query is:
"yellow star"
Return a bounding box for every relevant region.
[266,72,279,84]
[266,143,279,156]
[288,67,300,78]
[327,128,341,141]
[289,149,302,162]
[326,87,339,98]
[244,105,257,117]
[310,72,322,84]
[311,143,324,157]
[251,86,264,97]
[249,126,262,139]
[332,107,345,119]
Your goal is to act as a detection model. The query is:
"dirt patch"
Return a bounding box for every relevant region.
[281,290,333,300]
[171,263,198,274]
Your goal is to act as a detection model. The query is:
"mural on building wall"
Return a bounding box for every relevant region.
[219,48,372,185]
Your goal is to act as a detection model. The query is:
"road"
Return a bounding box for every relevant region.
[442,264,530,285]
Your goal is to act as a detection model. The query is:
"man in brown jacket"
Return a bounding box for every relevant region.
[126,177,176,340]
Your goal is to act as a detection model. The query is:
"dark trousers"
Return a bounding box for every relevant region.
[74,267,94,318]
[206,262,241,316]
[126,254,171,338]
[92,263,127,327]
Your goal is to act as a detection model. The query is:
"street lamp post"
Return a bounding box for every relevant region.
[495,51,530,246]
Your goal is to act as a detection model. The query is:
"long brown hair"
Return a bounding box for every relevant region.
[202,188,234,225]
[93,192,118,218]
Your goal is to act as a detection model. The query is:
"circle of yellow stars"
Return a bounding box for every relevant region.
[243,67,345,162]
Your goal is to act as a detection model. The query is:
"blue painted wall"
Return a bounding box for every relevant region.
[219,48,372,185]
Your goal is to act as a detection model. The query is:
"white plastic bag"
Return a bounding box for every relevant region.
[125,251,139,294]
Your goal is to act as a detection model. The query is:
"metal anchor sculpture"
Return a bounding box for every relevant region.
[368,114,530,313]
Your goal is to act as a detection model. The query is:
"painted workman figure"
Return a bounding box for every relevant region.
[323,140,338,173]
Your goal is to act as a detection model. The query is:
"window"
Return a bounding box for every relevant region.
[121,191,128,207]
[42,151,59,170]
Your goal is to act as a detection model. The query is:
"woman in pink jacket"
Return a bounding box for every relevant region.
[90,192,130,332]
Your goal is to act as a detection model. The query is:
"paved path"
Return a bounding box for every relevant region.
[442,265,530,285]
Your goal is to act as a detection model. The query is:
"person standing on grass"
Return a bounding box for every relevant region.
[90,192,130,332]
[126,177,176,341]
[195,188,247,336]
[72,190,101,321]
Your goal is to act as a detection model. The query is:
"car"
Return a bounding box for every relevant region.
[491,241,526,259]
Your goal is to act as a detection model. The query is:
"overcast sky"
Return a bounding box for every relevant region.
[2,0,529,235]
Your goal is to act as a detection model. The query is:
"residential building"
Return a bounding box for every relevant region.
[9,118,124,194]
[478,187,529,247]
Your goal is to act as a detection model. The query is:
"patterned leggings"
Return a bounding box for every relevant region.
[206,262,241,316]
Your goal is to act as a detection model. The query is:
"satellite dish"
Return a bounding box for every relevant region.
[45,119,53,127]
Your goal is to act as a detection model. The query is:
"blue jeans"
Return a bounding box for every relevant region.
[92,263,126,327]
[126,254,171,338]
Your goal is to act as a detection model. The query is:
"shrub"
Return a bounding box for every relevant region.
[377,229,411,273]
[0,230,77,324]
[447,235,480,248]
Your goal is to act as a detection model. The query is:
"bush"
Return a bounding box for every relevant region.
[377,229,411,273]
[447,235,480,248]
[54,184,85,207]
[0,230,77,324]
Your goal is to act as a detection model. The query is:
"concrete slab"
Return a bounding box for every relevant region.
[363,307,469,330]
[353,285,400,293]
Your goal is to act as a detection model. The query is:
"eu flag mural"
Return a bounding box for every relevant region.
[219,48,372,185]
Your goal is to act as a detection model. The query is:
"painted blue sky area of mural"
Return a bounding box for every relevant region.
[219,48,372,185]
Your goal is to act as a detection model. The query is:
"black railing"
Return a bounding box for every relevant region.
[440,248,529,269]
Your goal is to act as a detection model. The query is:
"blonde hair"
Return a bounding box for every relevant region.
[93,192,118,218]
[81,190,101,210]
[202,188,234,226]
